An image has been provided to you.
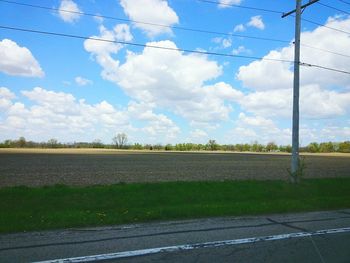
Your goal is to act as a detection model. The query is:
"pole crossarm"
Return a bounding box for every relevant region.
[282,0,320,18]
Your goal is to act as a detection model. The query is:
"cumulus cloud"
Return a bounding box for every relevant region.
[247,15,265,30]
[218,0,243,9]
[239,85,350,119]
[227,112,291,144]
[0,39,44,77]
[0,87,129,139]
[127,101,180,139]
[0,87,15,110]
[58,0,82,23]
[0,87,181,142]
[211,37,232,49]
[232,45,251,55]
[189,129,208,141]
[75,76,93,86]
[84,24,133,82]
[120,0,179,37]
[233,24,245,32]
[85,34,243,127]
[236,15,350,120]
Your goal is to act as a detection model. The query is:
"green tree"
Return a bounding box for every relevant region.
[266,142,278,152]
[47,138,59,148]
[17,137,26,148]
[307,142,320,153]
[319,142,335,153]
[207,140,218,151]
[339,141,350,153]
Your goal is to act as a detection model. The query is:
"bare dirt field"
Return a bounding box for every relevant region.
[0,148,349,187]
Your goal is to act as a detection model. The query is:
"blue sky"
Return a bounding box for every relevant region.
[0,0,350,145]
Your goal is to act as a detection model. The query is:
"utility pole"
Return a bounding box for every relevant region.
[282,0,319,183]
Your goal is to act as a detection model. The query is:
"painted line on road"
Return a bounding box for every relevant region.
[33,226,350,263]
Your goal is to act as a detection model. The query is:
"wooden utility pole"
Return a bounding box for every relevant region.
[282,0,319,183]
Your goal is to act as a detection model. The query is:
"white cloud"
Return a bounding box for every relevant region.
[222,38,232,48]
[128,101,180,139]
[0,87,15,110]
[58,0,82,23]
[85,37,243,127]
[236,16,350,120]
[93,14,104,24]
[232,45,251,55]
[238,112,276,129]
[0,39,44,77]
[190,129,208,140]
[211,37,232,49]
[238,16,350,91]
[247,15,265,30]
[239,85,350,119]
[218,0,243,9]
[227,112,291,144]
[233,24,245,32]
[120,0,179,37]
[75,76,93,86]
[237,49,293,91]
[0,87,181,143]
[0,87,129,140]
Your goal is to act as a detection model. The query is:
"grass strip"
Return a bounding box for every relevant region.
[1,178,350,233]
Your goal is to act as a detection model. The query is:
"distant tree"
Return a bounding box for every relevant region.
[339,141,350,153]
[207,139,218,151]
[17,137,26,148]
[47,138,59,148]
[266,142,278,152]
[251,141,264,152]
[307,142,320,153]
[165,144,173,151]
[92,139,103,148]
[132,143,143,150]
[112,133,128,149]
[319,142,335,153]
[279,145,292,153]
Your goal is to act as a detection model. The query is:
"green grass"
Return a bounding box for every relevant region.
[1,178,350,233]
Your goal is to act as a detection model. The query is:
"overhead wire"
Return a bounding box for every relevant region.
[1,0,350,59]
[0,25,293,63]
[0,0,289,44]
[194,0,350,36]
[1,25,350,75]
[338,0,350,6]
[300,17,350,35]
[316,1,350,16]
[300,63,350,75]
[300,43,350,58]
[195,0,283,14]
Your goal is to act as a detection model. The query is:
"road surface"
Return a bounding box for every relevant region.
[1,209,350,263]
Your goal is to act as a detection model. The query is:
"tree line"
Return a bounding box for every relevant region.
[1,135,349,153]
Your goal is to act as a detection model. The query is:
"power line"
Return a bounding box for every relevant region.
[300,43,350,58]
[194,0,350,36]
[0,0,289,44]
[301,17,350,35]
[317,1,350,15]
[300,62,350,75]
[1,24,350,75]
[196,0,283,14]
[338,0,350,6]
[1,0,349,59]
[0,25,293,63]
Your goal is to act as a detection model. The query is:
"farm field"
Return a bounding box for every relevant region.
[0,148,349,187]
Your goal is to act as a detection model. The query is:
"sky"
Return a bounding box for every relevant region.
[0,0,350,145]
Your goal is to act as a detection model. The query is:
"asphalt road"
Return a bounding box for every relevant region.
[1,210,350,263]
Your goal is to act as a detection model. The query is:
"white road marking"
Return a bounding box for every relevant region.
[33,226,350,263]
